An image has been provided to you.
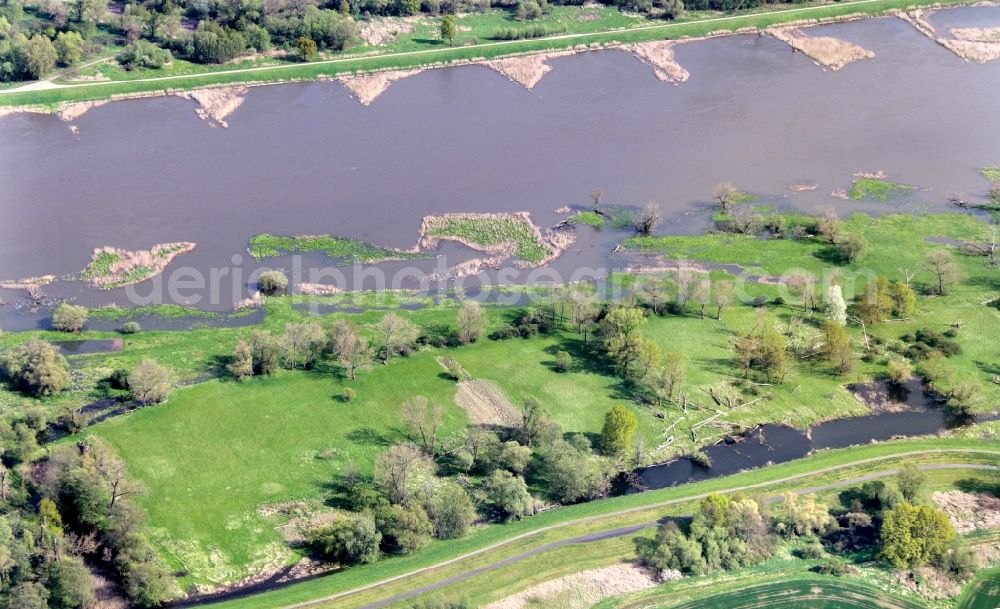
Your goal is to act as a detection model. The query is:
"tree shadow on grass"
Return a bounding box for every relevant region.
[345,426,395,447]
[954,476,1000,495]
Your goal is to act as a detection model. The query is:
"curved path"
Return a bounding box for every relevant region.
[275,451,999,609]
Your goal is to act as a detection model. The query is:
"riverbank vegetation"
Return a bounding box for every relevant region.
[0,0,984,109]
[419,213,561,265]
[1,204,999,604]
[80,242,196,289]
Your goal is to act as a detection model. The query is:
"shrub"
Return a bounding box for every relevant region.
[309,513,381,565]
[554,350,571,372]
[836,233,869,263]
[119,40,172,70]
[814,559,851,576]
[108,368,130,390]
[120,321,142,334]
[258,270,288,295]
[342,387,357,402]
[797,541,826,559]
[52,303,88,332]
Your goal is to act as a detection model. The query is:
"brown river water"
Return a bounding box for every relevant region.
[2,7,1000,324]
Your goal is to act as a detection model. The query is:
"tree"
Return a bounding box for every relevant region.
[771,492,834,537]
[632,202,663,234]
[889,280,916,318]
[301,7,357,50]
[281,322,325,369]
[228,340,254,381]
[128,359,173,405]
[647,351,685,406]
[1,339,71,397]
[786,271,819,312]
[880,503,956,568]
[54,31,84,66]
[896,463,926,504]
[888,358,913,386]
[376,503,433,553]
[20,34,57,80]
[49,555,97,609]
[836,233,869,263]
[310,513,380,564]
[712,182,738,212]
[542,439,613,503]
[554,350,571,372]
[378,313,419,362]
[591,188,605,209]
[483,470,532,521]
[249,330,282,375]
[52,303,88,333]
[374,443,424,504]
[516,397,559,448]
[826,285,847,325]
[857,277,891,324]
[456,300,485,344]
[713,280,735,319]
[816,206,842,243]
[601,306,645,378]
[331,319,371,380]
[10,581,49,609]
[637,520,707,575]
[924,249,962,295]
[440,15,456,45]
[258,270,288,295]
[601,405,638,457]
[692,280,712,318]
[297,36,317,60]
[822,319,854,375]
[425,485,476,539]
[401,396,443,455]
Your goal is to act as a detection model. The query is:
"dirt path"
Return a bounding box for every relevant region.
[0,0,959,102]
[275,451,999,609]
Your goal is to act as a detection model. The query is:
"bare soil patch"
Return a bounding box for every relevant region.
[339,69,424,105]
[178,87,248,127]
[359,17,417,46]
[485,50,577,89]
[626,40,690,83]
[768,27,874,70]
[455,379,522,428]
[482,563,658,609]
[932,490,1000,534]
[57,99,109,122]
[298,283,341,295]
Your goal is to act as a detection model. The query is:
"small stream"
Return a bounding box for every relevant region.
[631,378,993,491]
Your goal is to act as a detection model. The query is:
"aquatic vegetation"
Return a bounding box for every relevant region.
[82,242,196,289]
[571,211,606,228]
[248,234,428,263]
[419,212,566,265]
[979,166,1000,182]
[849,177,915,201]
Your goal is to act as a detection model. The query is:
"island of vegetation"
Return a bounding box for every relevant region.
[419,212,574,267]
[248,233,428,263]
[80,242,196,289]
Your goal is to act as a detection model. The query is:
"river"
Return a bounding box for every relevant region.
[2,7,1000,326]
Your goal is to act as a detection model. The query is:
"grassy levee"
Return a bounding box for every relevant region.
[0,0,972,109]
[192,441,998,609]
[957,567,1000,609]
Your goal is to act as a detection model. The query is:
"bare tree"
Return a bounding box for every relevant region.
[401,396,444,455]
[714,280,735,319]
[378,313,419,363]
[632,202,663,235]
[816,206,842,244]
[331,319,372,380]
[786,271,818,312]
[94,445,145,516]
[692,279,711,319]
[674,271,693,311]
[924,249,963,295]
[712,182,738,212]
[282,322,325,369]
[128,359,173,405]
[375,443,424,504]
[456,301,486,344]
[638,276,667,315]
[591,188,605,210]
[569,283,598,337]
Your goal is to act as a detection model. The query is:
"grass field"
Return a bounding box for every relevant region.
[848,177,917,201]
[957,568,1000,609]
[247,233,428,263]
[0,0,977,108]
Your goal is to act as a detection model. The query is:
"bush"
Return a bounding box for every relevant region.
[309,513,381,565]
[342,387,357,402]
[109,368,130,390]
[1,339,71,397]
[52,303,88,332]
[797,541,826,559]
[191,21,247,63]
[836,233,869,263]
[120,321,142,334]
[119,40,172,70]
[814,559,851,576]
[258,270,288,295]
[554,350,571,372]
